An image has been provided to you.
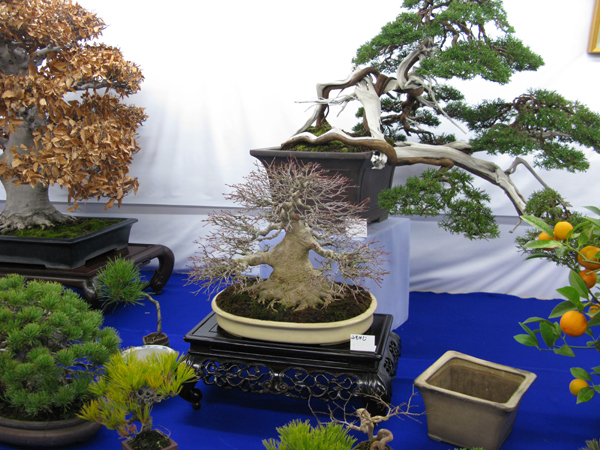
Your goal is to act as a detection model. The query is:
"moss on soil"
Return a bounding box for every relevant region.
[127,429,172,450]
[216,283,372,323]
[1,218,123,238]
[279,121,393,153]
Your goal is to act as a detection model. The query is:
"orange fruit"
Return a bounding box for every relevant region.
[588,303,600,316]
[553,221,573,240]
[569,378,590,396]
[578,270,597,289]
[560,310,588,337]
[578,246,600,270]
[537,232,555,250]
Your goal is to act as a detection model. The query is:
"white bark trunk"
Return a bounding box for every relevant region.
[395,142,528,214]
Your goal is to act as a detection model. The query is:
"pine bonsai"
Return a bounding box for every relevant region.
[94,257,167,345]
[0,274,121,420]
[78,349,196,449]
[0,0,146,232]
[187,160,388,312]
[284,0,600,239]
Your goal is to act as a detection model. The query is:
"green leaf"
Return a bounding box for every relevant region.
[556,286,584,305]
[569,270,590,300]
[520,215,554,236]
[524,240,560,250]
[539,322,558,347]
[554,344,576,357]
[522,317,554,325]
[577,386,595,403]
[570,367,593,381]
[524,252,554,260]
[549,300,577,319]
[585,206,600,216]
[514,334,538,347]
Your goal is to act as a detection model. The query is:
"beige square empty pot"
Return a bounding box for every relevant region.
[414,351,536,450]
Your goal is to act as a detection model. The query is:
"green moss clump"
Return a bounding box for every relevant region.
[2,218,123,239]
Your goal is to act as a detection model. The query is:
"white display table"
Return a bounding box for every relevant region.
[260,217,410,330]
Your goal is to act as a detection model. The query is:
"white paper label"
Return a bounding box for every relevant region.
[350,334,376,352]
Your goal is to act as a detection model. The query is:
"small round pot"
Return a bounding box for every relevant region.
[0,415,100,447]
[143,332,170,347]
[122,345,176,361]
[211,292,377,345]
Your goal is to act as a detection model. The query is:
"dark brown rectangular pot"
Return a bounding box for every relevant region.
[250,148,395,223]
[0,217,137,269]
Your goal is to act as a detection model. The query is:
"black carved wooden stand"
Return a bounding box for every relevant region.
[179,313,400,415]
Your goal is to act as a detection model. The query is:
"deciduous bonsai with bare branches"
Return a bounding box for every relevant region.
[187,161,388,312]
[0,0,146,231]
[283,0,600,240]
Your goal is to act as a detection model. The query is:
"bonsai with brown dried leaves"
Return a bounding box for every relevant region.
[0,0,146,232]
[187,160,388,314]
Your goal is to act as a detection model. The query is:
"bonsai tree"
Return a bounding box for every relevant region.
[516,207,600,404]
[283,0,600,239]
[95,256,167,346]
[187,160,388,313]
[0,0,146,232]
[263,420,357,450]
[78,348,197,450]
[0,274,121,420]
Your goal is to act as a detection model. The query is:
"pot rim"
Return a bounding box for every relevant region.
[211,291,377,331]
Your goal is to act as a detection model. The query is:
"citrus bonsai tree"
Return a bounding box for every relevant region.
[0,0,146,232]
[516,207,600,403]
[285,0,600,239]
[187,160,388,313]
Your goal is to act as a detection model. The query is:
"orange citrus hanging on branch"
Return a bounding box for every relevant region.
[578,246,600,270]
[553,221,573,240]
[569,378,590,396]
[578,270,598,289]
[560,311,588,337]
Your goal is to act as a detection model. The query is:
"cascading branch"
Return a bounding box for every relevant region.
[0,0,146,231]
[286,0,600,239]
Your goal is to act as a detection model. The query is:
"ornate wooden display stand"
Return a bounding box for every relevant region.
[179,313,401,414]
[0,244,174,309]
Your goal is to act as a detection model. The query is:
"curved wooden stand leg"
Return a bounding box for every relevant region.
[147,245,175,294]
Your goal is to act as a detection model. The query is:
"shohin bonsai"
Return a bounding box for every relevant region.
[0,0,146,231]
[187,161,388,312]
[284,0,600,239]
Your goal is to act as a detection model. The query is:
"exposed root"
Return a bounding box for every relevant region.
[250,278,341,311]
[0,211,77,233]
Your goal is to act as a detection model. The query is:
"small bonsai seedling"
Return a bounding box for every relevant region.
[187,160,388,315]
[95,257,167,345]
[78,349,196,450]
[0,274,121,421]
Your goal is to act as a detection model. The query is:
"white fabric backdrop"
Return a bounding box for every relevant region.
[7,0,600,300]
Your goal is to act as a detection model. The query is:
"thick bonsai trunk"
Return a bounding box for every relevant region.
[0,124,75,231]
[251,220,339,310]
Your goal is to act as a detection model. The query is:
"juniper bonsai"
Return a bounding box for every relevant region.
[187,161,388,311]
[285,0,600,239]
[0,0,146,231]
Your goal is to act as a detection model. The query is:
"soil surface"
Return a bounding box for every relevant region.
[216,284,372,323]
[1,217,123,238]
[126,430,172,450]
